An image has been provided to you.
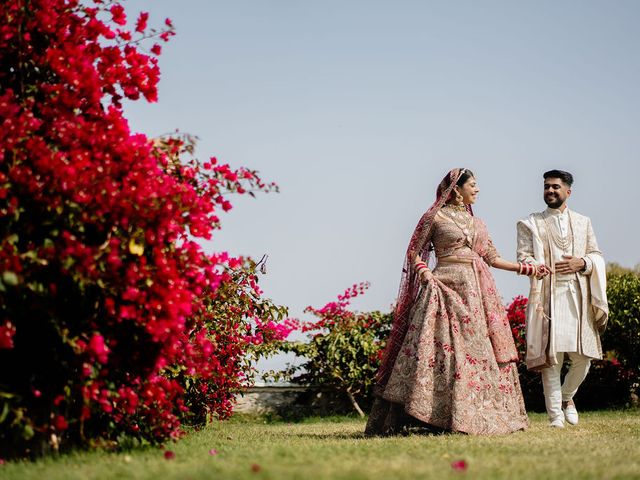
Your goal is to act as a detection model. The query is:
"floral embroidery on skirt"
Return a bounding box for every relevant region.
[366,261,528,436]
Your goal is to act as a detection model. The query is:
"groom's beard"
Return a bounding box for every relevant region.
[544,195,564,209]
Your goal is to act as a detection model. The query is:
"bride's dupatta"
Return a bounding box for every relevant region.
[366,168,518,435]
[373,169,464,394]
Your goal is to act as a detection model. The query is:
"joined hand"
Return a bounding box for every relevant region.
[534,264,552,279]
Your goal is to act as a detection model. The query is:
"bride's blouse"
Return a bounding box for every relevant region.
[429,211,500,266]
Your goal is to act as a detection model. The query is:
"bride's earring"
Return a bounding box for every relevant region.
[454,189,464,205]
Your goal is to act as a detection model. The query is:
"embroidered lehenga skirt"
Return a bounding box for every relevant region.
[367,258,529,435]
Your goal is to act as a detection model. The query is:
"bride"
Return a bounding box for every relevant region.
[366,168,549,435]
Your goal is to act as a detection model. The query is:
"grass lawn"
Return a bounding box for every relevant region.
[2,410,639,479]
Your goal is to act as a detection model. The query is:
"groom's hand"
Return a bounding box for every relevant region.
[555,255,586,274]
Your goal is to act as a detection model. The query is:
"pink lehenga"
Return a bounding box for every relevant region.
[366,169,528,436]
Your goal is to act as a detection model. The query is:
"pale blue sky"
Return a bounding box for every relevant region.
[124,1,640,334]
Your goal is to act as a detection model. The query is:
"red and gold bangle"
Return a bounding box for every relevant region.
[518,263,535,277]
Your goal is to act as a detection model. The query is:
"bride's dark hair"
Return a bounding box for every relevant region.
[456,168,475,187]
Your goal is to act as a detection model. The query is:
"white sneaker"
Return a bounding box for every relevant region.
[549,418,565,428]
[563,404,579,425]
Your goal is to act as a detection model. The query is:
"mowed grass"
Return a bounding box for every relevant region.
[2,411,639,480]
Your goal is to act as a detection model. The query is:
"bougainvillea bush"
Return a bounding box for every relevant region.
[167,253,291,427]
[276,283,393,416]
[0,0,288,457]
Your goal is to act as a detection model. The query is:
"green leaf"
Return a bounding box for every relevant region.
[22,424,35,440]
[0,402,10,423]
[2,271,19,286]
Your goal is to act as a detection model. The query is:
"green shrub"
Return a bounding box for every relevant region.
[273,283,392,416]
[604,271,640,383]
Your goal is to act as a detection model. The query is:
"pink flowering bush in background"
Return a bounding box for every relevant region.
[0,0,289,457]
[275,283,392,417]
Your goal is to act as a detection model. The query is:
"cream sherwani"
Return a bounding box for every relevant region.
[517,207,608,421]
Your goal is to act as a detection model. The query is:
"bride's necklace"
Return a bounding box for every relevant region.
[441,204,474,246]
[444,203,467,213]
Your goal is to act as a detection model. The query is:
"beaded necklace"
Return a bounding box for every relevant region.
[441,204,474,247]
[543,211,574,253]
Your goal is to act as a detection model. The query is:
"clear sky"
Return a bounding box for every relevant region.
[124,1,640,348]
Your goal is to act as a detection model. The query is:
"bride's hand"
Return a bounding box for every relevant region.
[414,256,433,283]
[534,264,552,278]
[418,267,434,283]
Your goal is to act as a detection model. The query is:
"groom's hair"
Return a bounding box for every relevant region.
[543,169,573,187]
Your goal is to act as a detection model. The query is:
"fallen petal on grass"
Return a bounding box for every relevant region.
[451,460,468,471]
[164,450,176,460]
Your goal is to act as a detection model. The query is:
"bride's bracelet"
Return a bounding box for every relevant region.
[415,261,429,275]
[517,262,536,277]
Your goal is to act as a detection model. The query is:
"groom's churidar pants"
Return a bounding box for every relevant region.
[541,352,591,421]
[541,278,591,421]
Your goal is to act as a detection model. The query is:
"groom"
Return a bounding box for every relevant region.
[516,170,608,428]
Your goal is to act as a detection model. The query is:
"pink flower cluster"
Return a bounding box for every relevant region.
[506,295,528,360]
[302,282,371,332]
[0,321,16,349]
[244,319,298,345]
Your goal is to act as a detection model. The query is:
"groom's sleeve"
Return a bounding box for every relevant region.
[516,220,538,265]
[580,218,602,276]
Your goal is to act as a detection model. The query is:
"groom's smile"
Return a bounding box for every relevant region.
[543,178,571,209]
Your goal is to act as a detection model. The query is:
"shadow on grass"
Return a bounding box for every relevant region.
[229,412,365,425]
[287,432,367,440]
[284,424,450,441]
